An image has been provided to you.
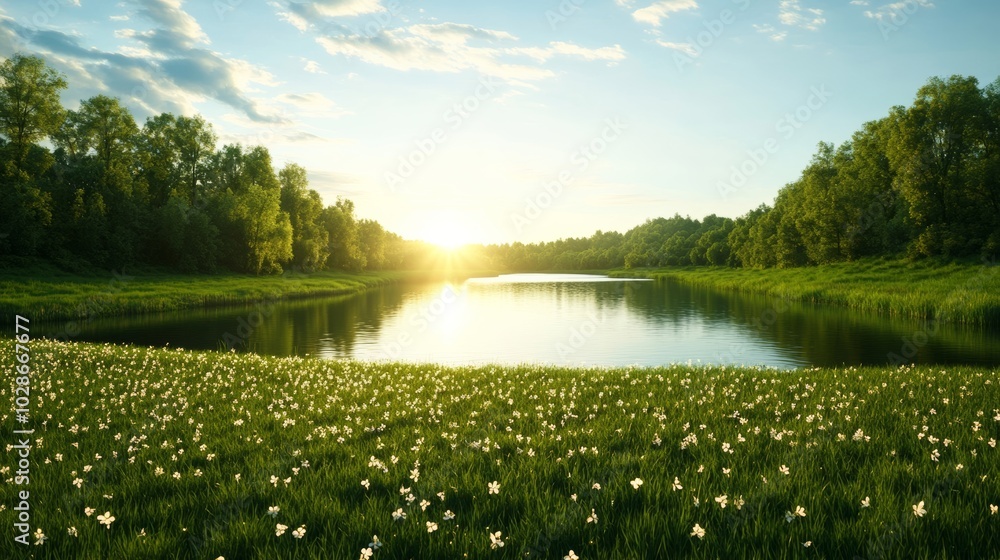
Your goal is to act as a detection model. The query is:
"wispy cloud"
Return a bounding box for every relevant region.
[862,0,934,21]
[753,23,788,42]
[778,0,826,31]
[622,0,698,27]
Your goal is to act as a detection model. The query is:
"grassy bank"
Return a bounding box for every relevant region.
[2,340,997,558]
[0,258,497,322]
[611,258,1000,327]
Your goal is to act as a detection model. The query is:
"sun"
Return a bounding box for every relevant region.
[418,211,480,250]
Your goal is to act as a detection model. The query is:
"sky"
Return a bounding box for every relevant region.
[1,0,998,246]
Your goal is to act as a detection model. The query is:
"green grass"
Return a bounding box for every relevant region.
[0,258,497,322]
[611,258,1000,327]
[2,340,998,558]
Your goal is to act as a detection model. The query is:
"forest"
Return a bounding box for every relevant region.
[2,53,998,274]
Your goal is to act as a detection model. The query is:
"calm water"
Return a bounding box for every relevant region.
[33,273,1000,368]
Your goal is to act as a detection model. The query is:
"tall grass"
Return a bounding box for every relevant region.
[612,258,1000,327]
[2,340,997,558]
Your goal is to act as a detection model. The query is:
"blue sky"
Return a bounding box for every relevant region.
[1,0,998,245]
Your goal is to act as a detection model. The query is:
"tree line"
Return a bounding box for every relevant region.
[2,53,997,275]
[0,53,414,274]
[472,74,1000,270]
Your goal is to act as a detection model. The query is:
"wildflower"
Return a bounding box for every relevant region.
[990,505,998,515]
[275,523,288,536]
[630,478,643,490]
[154,467,164,476]
[437,491,446,501]
[779,465,790,476]
[490,530,505,549]
[292,525,306,539]
[67,527,78,537]
[267,506,280,518]
[399,485,411,496]
[392,508,406,521]
[956,464,964,471]
[73,478,83,488]
[360,547,373,560]
[592,483,601,490]
[565,551,580,560]
[369,535,383,549]
[234,473,241,482]
[586,509,598,524]
[361,479,370,489]
[913,501,926,518]
[443,510,455,521]
[427,521,438,533]
[785,506,806,522]
[672,477,682,491]
[420,499,431,511]
[33,528,46,545]
[690,523,705,539]
[488,481,501,495]
[97,511,115,529]
[803,541,812,547]
[861,496,870,508]
[715,495,728,509]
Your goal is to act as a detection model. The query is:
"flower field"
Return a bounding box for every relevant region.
[2,340,998,559]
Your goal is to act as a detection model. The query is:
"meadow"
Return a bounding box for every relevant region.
[1,339,997,559]
[612,258,1000,327]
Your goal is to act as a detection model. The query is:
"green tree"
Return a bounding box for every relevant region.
[0,54,66,173]
[279,163,329,271]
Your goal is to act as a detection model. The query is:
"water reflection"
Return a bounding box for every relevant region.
[32,274,1000,368]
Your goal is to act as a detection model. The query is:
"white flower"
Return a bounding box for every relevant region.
[369,535,383,549]
[427,521,438,533]
[913,501,927,517]
[292,525,306,539]
[592,483,601,490]
[630,478,643,490]
[361,479,370,489]
[275,523,288,536]
[779,465,790,476]
[420,499,431,511]
[490,530,505,549]
[990,504,998,515]
[67,527,78,537]
[586,509,598,524]
[803,541,812,547]
[97,511,115,528]
[72,477,83,488]
[690,523,705,539]
[267,506,280,518]
[672,477,682,491]
[488,481,501,495]
[564,551,580,560]
[33,528,46,545]
[785,506,806,522]
[360,547,373,560]
[443,510,455,521]
[715,495,728,509]
[392,508,406,521]
[861,496,870,508]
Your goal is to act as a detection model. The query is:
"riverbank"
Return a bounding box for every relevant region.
[0,258,498,322]
[611,258,1000,326]
[3,339,996,558]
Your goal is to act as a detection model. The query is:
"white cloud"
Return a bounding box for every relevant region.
[628,0,698,27]
[301,58,326,73]
[316,23,625,83]
[654,40,698,56]
[753,23,788,42]
[778,0,826,31]
[863,0,934,21]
